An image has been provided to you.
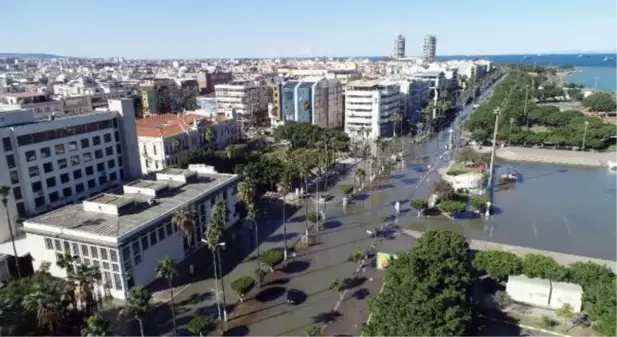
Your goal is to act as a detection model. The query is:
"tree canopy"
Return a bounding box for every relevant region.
[273,122,349,150]
[363,230,473,336]
[472,251,522,281]
[582,92,617,112]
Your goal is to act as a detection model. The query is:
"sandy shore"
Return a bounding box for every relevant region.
[475,146,616,167]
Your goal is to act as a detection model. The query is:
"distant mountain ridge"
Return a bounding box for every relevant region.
[0,53,63,59]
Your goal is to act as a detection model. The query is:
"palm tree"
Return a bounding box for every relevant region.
[237,181,255,211]
[172,207,196,248]
[72,264,102,315]
[203,127,215,146]
[123,286,152,337]
[0,185,21,278]
[355,168,366,190]
[56,252,78,309]
[206,202,228,324]
[156,257,178,336]
[391,112,404,137]
[81,312,111,336]
[277,174,292,260]
[23,281,63,334]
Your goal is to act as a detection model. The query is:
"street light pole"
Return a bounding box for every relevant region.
[582,121,589,151]
[486,107,501,201]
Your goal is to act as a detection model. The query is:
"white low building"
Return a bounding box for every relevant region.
[344,80,400,140]
[22,167,240,299]
[549,281,583,313]
[506,274,551,308]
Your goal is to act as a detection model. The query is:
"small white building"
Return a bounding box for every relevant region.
[549,281,583,313]
[344,80,400,140]
[506,274,551,308]
[22,167,241,299]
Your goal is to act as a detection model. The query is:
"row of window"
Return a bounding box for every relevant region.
[23,132,118,162]
[12,119,117,148]
[44,236,124,291]
[32,170,122,208]
[28,152,120,178]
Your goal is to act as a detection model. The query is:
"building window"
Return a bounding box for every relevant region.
[166,222,173,236]
[84,152,92,162]
[71,155,80,166]
[109,172,117,181]
[104,134,112,143]
[110,250,118,262]
[16,202,26,218]
[10,171,19,185]
[58,159,67,169]
[141,236,149,250]
[158,226,166,241]
[100,248,108,260]
[43,162,53,173]
[118,157,123,167]
[25,150,36,162]
[93,136,101,145]
[105,146,113,156]
[45,238,53,250]
[88,179,96,189]
[46,177,56,188]
[85,166,94,175]
[72,243,79,255]
[73,169,82,179]
[90,246,99,259]
[114,131,120,142]
[32,181,42,192]
[12,187,22,200]
[41,147,51,158]
[81,244,89,256]
[112,263,119,272]
[149,230,158,245]
[116,144,122,155]
[54,239,62,251]
[76,183,84,193]
[29,166,39,178]
[107,159,115,169]
[60,173,70,183]
[35,196,45,208]
[81,138,90,148]
[49,192,59,202]
[5,154,15,169]
[63,241,70,252]
[95,150,103,159]
[2,137,12,152]
[55,144,65,155]
[97,163,105,172]
[113,273,122,291]
[68,141,78,152]
[99,176,107,185]
[63,187,72,197]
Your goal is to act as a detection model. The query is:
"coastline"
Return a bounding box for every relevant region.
[475,146,616,167]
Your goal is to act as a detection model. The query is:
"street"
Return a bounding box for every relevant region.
[139,79,504,336]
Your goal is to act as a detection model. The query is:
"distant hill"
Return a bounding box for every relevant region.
[0,53,64,59]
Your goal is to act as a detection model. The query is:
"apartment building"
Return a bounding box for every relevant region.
[139,78,179,115]
[54,79,131,110]
[280,77,344,128]
[1,92,63,118]
[22,166,241,299]
[422,35,437,63]
[215,80,268,127]
[344,81,400,140]
[197,71,233,94]
[393,34,406,59]
[398,79,431,123]
[136,113,241,174]
[0,99,141,281]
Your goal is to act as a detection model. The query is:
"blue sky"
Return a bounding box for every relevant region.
[1,0,616,59]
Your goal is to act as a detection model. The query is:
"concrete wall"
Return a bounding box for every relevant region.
[403,229,617,272]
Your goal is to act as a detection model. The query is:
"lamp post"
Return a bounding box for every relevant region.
[202,239,228,322]
[582,121,589,151]
[486,107,501,201]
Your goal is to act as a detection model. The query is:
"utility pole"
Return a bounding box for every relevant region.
[486,107,501,201]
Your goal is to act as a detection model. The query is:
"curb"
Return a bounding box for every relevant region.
[482,316,571,337]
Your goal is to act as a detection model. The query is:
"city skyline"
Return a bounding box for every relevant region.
[1,0,616,59]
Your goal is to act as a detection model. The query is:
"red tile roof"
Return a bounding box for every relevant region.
[136,113,212,138]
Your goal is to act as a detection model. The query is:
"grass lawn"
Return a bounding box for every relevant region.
[508,312,597,336]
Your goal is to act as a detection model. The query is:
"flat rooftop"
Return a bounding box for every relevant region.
[25,171,238,241]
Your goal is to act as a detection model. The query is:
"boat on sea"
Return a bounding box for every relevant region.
[497,166,519,182]
[608,161,617,171]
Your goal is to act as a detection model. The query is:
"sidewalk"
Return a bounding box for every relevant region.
[140,156,370,336]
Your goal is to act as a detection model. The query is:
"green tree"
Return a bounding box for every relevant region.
[56,251,78,310]
[555,303,574,326]
[123,286,152,337]
[430,179,455,201]
[339,184,354,197]
[363,230,473,336]
[567,261,615,289]
[437,200,466,215]
[260,249,284,272]
[582,92,617,111]
[187,315,215,336]
[23,281,63,334]
[355,168,366,190]
[472,251,523,281]
[522,254,567,281]
[330,278,345,301]
[81,312,111,336]
[156,257,178,336]
[457,147,479,166]
[230,276,255,302]
[471,195,489,213]
[410,199,429,215]
[172,207,196,246]
[585,278,616,336]
[72,264,102,315]
[203,127,216,145]
[307,211,323,229]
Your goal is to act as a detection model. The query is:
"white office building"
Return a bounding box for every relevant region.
[0,99,141,281]
[422,35,437,63]
[215,81,268,127]
[22,167,240,299]
[344,81,400,140]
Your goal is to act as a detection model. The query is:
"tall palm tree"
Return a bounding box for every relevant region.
[0,185,21,278]
[246,203,260,270]
[56,252,78,310]
[237,181,255,212]
[355,168,366,190]
[123,286,152,337]
[156,257,178,336]
[204,127,215,146]
[277,173,292,260]
[81,312,111,336]
[72,264,102,315]
[23,281,63,334]
[205,202,227,325]
[296,158,311,231]
[172,207,196,247]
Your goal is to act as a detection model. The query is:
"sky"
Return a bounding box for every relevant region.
[1,0,616,59]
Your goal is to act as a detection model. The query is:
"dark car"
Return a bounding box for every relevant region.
[286,289,305,305]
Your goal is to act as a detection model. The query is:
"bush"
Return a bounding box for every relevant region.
[410,199,429,211]
[307,211,323,225]
[230,276,255,300]
[457,147,480,164]
[339,184,354,196]
[471,195,489,213]
[446,169,466,176]
[260,249,284,271]
[541,315,558,329]
[437,200,467,215]
[582,92,617,112]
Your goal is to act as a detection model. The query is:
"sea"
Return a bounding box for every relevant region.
[366,53,617,92]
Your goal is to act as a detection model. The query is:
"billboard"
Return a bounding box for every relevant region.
[376,252,398,270]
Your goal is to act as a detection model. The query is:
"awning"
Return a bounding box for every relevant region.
[0,237,30,257]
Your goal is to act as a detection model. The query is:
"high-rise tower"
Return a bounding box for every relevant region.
[393,35,405,59]
[422,35,437,62]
